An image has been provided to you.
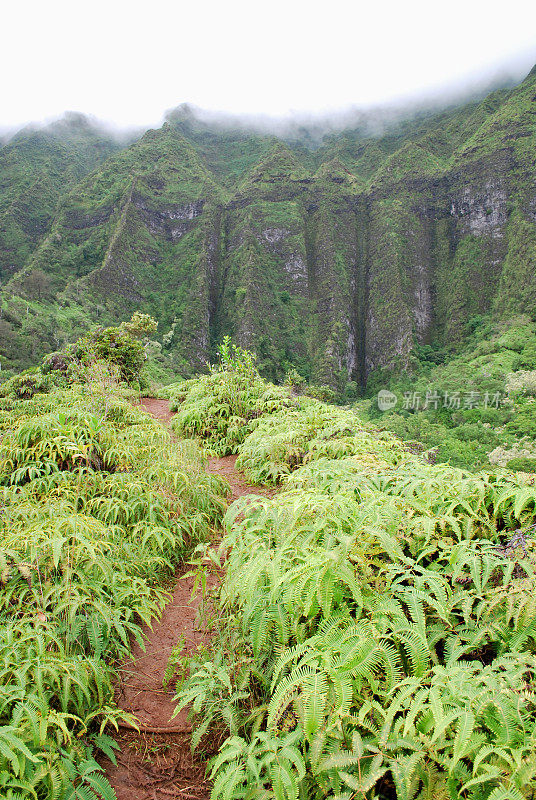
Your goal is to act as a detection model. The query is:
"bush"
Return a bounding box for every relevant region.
[506,370,536,397]
[0,368,51,399]
[170,340,298,455]
[284,368,307,393]
[78,327,145,382]
[120,311,158,339]
[506,456,536,472]
[305,384,336,403]
[43,325,146,384]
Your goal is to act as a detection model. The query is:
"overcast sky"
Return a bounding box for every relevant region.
[3,0,536,130]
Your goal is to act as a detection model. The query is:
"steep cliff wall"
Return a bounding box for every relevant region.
[2,68,536,385]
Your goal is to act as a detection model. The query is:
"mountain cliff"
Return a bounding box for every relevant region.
[1,67,536,388]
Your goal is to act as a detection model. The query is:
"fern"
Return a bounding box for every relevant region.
[0,383,227,798]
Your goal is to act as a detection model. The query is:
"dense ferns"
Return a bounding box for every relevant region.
[170,357,536,800]
[0,385,226,799]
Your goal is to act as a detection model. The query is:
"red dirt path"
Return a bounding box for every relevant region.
[101,398,270,799]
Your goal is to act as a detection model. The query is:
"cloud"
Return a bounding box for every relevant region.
[162,56,535,146]
[3,53,533,152]
[1,0,535,130]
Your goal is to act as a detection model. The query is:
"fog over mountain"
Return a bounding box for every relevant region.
[2,59,536,391]
[1,44,535,144]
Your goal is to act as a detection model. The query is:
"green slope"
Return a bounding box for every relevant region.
[1,66,536,389]
[0,113,121,280]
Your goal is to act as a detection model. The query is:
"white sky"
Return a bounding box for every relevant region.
[3,0,536,130]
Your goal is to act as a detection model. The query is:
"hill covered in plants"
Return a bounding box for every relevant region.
[357,314,536,471]
[163,347,536,800]
[2,65,536,390]
[2,333,536,798]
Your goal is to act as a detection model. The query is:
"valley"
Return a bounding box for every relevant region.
[1,49,536,800]
[1,67,536,395]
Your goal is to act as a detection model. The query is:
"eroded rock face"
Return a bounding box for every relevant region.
[79,155,536,388]
[450,183,508,239]
[262,227,290,244]
[283,254,308,282]
[133,196,204,240]
[412,262,433,335]
[18,153,535,388]
[257,227,308,288]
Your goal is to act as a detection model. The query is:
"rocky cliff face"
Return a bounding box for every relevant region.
[2,70,536,387]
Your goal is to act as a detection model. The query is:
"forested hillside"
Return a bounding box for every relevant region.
[1,66,536,390]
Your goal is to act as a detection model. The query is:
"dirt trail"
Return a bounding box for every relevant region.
[102,398,270,799]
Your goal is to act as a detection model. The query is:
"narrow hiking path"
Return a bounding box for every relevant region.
[101,398,272,800]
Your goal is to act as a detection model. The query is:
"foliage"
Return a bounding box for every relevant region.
[235,403,405,485]
[360,316,536,470]
[0,378,227,798]
[0,369,51,400]
[284,369,307,393]
[172,359,536,799]
[0,321,149,399]
[170,340,297,455]
[65,326,146,384]
[506,456,536,472]
[120,311,158,340]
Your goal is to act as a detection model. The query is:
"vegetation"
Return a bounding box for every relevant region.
[2,57,536,797]
[0,113,120,281]
[0,348,227,797]
[0,313,154,402]
[359,315,536,471]
[170,351,536,800]
[2,66,536,388]
[169,338,298,455]
[3,325,536,798]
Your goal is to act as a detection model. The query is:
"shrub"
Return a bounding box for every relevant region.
[506,370,536,396]
[304,384,336,403]
[0,368,51,399]
[170,341,298,455]
[120,311,158,339]
[178,440,536,798]
[284,368,307,393]
[506,456,536,472]
[78,327,145,382]
[43,325,146,385]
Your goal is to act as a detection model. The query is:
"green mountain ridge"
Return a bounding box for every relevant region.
[1,67,536,387]
[0,113,123,281]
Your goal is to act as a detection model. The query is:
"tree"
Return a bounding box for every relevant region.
[21,269,52,301]
[120,312,158,340]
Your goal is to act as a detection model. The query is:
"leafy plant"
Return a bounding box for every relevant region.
[173,358,536,799]
[0,375,227,797]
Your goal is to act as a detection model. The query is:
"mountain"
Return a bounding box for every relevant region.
[0,113,123,281]
[1,67,536,388]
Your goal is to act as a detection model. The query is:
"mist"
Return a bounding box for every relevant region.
[0,111,143,148]
[163,50,536,145]
[1,48,535,149]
